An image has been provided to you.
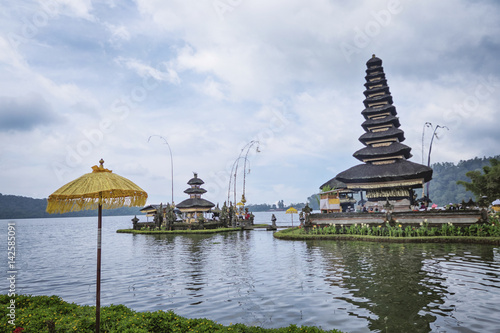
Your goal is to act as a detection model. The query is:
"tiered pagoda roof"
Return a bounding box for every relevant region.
[176,173,215,211]
[322,55,432,202]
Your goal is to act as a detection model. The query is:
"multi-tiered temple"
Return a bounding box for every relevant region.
[177,173,215,222]
[322,55,432,211]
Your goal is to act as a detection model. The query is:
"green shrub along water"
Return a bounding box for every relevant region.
[0,295,344,333]
[274,212,500,242]
[304,221,500,238]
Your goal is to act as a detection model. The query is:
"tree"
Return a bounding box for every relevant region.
[277,200,285,209]
[307,194,320,210]
[457,158,500,206]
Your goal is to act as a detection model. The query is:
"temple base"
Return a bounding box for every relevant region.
[365,198,411,212]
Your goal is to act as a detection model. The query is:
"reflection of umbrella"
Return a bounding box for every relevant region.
[286,206,298,226]
[46,159,147,333]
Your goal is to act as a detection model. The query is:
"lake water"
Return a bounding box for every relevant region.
[2,212,500,333]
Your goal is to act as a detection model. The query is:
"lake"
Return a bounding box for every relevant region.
[1,212,500,332]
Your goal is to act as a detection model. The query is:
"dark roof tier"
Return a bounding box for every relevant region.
[319,178,348,191]
[361,115,400,130]
[366,55,383,67]
[361,104,397,118]
[364,78,388,90]
[335,160,433,186]
[363,94,393,108]
[187,174,204,185]
[176,198,215,209]
[353,142,412,161]
[184,187,207,195]
[365,72,387,82]
[363,85,390,97]
[358,127,405,144]
[365,66,384,76]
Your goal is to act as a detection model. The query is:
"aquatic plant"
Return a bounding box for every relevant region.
[0,295,344,333]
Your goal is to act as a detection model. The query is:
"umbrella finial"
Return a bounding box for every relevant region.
[92,159,112,173]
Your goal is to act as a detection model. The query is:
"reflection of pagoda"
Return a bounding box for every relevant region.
[176,173,215,223]
[324,55,432,211]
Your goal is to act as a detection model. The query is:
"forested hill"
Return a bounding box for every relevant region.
[0,194,142,220]
[428,155,500,206]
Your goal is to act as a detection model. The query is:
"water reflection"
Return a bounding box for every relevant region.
[2,216,500,333]
[311,241,500,333]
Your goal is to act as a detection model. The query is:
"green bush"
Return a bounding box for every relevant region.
[0,295,343,333]
[298,217,500,239]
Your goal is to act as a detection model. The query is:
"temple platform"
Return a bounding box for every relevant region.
[308,210,487,227]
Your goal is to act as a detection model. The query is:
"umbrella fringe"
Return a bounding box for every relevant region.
[47,194,147,214]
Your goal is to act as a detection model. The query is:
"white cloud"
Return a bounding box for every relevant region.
[105,22,130,47]
[39,0,95,21]
[0,0,499,205]
[114,56,181,84]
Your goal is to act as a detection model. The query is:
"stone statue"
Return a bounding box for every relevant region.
[302,203,312,224]
[131,215,139,230]
[165,203,176,230]
[271,214,277,228]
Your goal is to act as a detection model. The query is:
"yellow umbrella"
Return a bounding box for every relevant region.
[286,206,298,226]
[46,159,147,333]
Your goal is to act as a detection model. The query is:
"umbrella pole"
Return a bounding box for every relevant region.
[96,203,102,333]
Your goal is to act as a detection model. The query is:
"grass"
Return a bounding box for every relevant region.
[251,224,270,228]
[1,295,344,333]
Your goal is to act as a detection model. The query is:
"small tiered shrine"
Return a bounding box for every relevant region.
[322,55,433,211]
[176,173,215,223]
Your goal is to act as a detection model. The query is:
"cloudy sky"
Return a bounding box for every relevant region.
[1,0,499,207]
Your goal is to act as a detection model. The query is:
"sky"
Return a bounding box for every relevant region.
[1,0,499,207]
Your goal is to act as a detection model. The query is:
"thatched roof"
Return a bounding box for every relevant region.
[361,104,397,117]
[363,78,387,89]
[366,54,383,66]
[319,177,348,191]
[363,94,393,108]
[361,115,400,130]
[363,85,390,97]
[187,173,204,185]
[358,127,405,144]
[335,160,433,185]
[364,71,386,82]
[176,198,215,210]
[353,142,412,161]
[184,187,207,195]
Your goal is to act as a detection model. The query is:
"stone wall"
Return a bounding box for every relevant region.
[309,210,486,227]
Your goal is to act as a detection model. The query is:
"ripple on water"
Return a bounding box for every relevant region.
[2,216,500,333]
